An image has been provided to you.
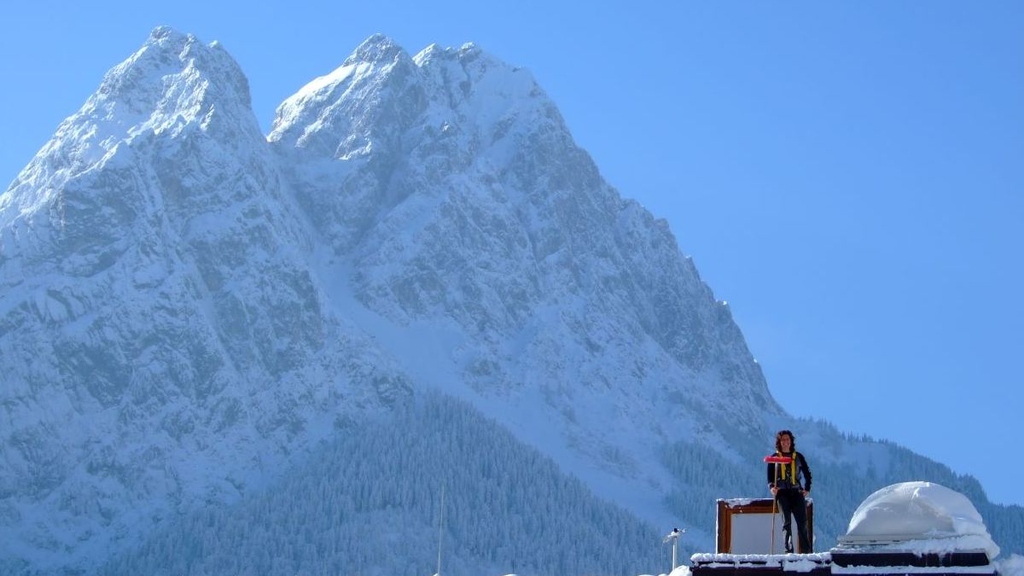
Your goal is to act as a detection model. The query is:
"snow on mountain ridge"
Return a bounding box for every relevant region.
[269,33,423,159]
[1,27,253,219]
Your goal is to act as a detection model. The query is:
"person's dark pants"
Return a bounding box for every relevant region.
[776,489,811,553]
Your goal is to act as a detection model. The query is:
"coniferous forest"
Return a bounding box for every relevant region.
[98,391,670,576]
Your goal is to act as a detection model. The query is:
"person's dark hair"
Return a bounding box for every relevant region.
[775,429,796,452]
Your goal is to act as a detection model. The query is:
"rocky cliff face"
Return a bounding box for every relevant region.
[0,28,782,573]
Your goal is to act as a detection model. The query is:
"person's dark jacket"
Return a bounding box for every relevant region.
[767,451,812,492]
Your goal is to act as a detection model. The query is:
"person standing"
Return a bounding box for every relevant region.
[767,429,813,553]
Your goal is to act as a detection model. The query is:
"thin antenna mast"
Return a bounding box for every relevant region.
[435,483,445,576]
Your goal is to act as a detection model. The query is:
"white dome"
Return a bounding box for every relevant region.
[842,481,1000,559]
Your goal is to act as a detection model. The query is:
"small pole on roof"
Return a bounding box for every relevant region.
[663,527,684,571]
[434,483,445,576]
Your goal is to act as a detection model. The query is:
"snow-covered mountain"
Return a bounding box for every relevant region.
[1,28,1019,576]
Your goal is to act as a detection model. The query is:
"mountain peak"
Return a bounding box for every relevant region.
[100,25,253,118]
[268,35,420,157]
[344,33,405,66]
[1,27,259,214]
[145,24,188,46]
[415,40,481,63]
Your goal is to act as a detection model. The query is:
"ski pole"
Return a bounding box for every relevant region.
[771,465,778,554]
[763,455,792,555]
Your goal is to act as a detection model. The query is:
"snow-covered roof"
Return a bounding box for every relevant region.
[838,481,1000,559]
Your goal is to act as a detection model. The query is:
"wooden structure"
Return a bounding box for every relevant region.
[716,498,814,554]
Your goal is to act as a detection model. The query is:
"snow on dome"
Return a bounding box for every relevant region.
[840,481,1000,559]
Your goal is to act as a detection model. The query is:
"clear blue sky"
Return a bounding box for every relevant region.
[2,2,1021,506]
